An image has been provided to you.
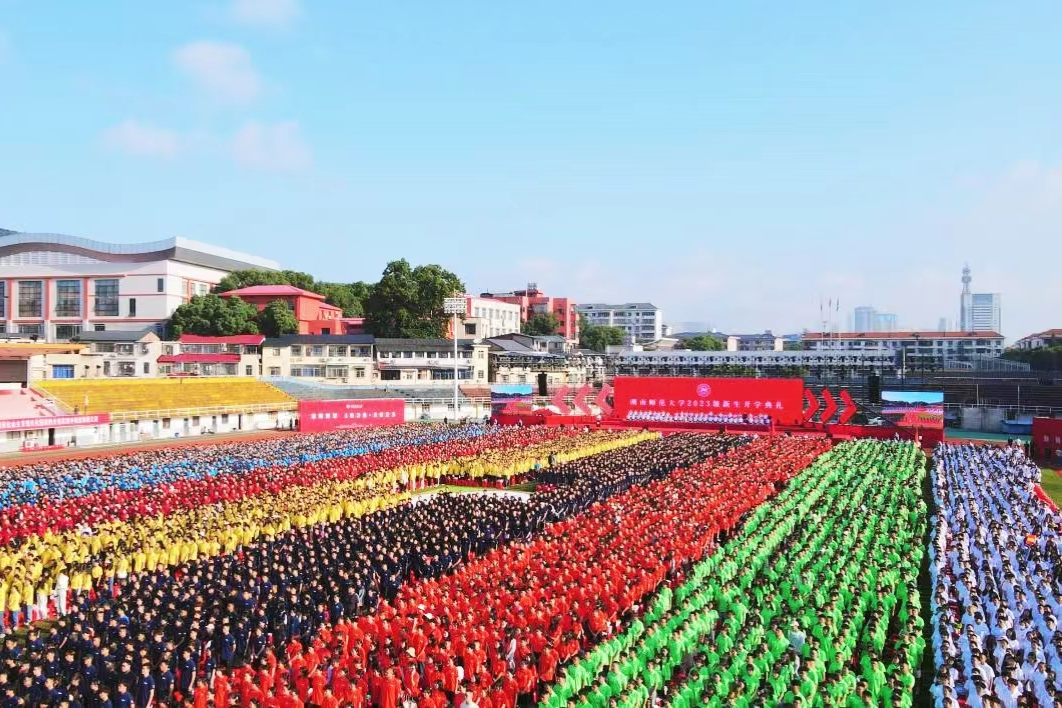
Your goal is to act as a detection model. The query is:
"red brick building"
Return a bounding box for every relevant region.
[219,285,347,335]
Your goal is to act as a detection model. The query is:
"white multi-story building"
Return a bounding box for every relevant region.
[576,302,663,343]
[0,232,278,342]
[459,296,522,339]
[802,330,1005,366]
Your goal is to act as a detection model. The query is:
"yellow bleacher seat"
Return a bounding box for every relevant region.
[35,378,295,415]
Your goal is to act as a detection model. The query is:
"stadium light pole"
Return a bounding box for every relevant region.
[444,296,466,421]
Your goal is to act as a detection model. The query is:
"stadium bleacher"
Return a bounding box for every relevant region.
[35,377,294,414]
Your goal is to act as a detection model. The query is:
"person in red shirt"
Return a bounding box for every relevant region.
[377,667,402,708]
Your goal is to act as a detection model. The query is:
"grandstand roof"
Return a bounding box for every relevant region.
[0,232,277,271]
[221,285,324,300]
[178,334,265,345]
[802,330,1004,340]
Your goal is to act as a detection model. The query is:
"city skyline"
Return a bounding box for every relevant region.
[2,2,1059,341]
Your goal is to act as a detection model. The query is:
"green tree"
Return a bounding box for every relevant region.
[214,269,290,293]
[677,334,725,351]
[363,260,465,338]
[169,294,260,337]
[258,299,300,337]
[315,282,366,317]
[580,324,626,351]
[214,269,318,294]
[522,312,561,336]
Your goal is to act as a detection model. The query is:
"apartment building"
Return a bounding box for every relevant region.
[261,335,376,384]
[576,302,664,343]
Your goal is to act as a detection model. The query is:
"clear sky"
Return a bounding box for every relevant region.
[1,1,1060,340]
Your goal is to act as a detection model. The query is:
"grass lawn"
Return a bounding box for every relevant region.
[1040,468,1062,507]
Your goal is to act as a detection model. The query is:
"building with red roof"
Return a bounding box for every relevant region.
[219,285,347,335]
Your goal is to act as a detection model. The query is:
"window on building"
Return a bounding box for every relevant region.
[271,347,281,356]
[268,367,281,376]
[51,365,74,379]
[17,280,43,318]
[157,278,165,293]
[117,361,136,377]
[311,345,324,357]
[291,346,302,356]
[53,280,82,318]
[477,370,485,380]
[192,416,200,426]
[17,323,42,336]
[325,366,348,379]
[144,362,151,375]
[354,368,365,378]
[128,298,137,317]
[245,365,253,376]
[0,323,5,334]
[94,279,119,316]
[94,324,106,332]
[54,324,81,341]
[221,414,229,424]
[464,323,477,336]
[328,345,347,357]
[0,281,5,319]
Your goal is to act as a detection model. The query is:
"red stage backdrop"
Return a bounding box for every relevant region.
[613,377,804,426]
[1032,417,1062,461]
[298,399,406,432]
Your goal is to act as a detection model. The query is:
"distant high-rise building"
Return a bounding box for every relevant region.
[873,312,898,332]
[938,317,948,332]
[958,266,1001,332]
[854,306,877,332]
[853,306,897,332]
[970,293,1001,332]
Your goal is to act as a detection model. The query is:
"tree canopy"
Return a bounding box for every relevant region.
[258,300,300,338]
[1002,346,1062,372]
[363,260,465,338]
[168,294,261,337]
[580,324,626,352]
[676,334,725,351]
[522,312,562,336]
[213,269,370,318]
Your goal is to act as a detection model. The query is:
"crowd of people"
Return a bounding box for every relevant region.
[0,427,645,633]
[623,410,772,427]
[0,430,760,708]
[930,443,1062,707]
[0,426,489,510]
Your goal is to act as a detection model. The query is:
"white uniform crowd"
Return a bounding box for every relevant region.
[930,443,1062,708]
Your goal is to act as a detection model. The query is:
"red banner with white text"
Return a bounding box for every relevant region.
[0,413,111,433]
[298,399,406,432]
[612,377,804,426]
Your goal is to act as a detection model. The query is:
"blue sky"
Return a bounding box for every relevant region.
[1,1,1060,340]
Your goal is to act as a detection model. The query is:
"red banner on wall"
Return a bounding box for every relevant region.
[298,399,406,432]
[612,377,804,426]
[0,413,111,432]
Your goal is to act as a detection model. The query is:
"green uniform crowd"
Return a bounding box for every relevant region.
[540,439,928,708]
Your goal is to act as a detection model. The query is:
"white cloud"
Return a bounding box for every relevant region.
[232,121,312,171]
[173,41,261,104]
[100,120,182,160]
[231,0,302,28]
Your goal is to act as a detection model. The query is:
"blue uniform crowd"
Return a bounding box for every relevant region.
[0,425,488,510]
[930,443,1062,708]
